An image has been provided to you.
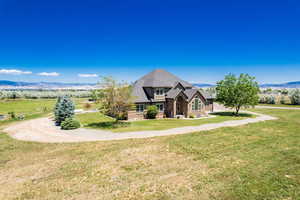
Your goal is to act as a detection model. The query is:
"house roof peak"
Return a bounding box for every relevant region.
[138,69,192,88]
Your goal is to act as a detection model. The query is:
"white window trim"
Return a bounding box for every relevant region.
[156,103,164,112]
[155,88,165,96]
[136,104,145,113]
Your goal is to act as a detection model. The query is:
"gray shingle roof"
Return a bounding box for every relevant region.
[166,88,188,99]
[138,69,193,88]
[166,88,181,99]
[184,89,198,101]
[132,79,150,103]
[200,90,216,99]
[132,69,205,103]
[184,89,215,101]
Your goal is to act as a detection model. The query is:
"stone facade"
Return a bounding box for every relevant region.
[129,69,215,120]
[128,93,214,120]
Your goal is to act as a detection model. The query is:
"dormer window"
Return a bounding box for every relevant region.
[155,88,165,96]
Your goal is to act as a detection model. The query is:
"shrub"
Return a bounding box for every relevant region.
[146,105,158,119]
[189,114,195,118]
[83,103,92,110]
[259,95,267,104]
[289,89,300,105]
[61,118,80,130]
[16,114,25,120]
[54,96,75,125]
[266,95,276,104]
[116,112,127,120]
[280,95,287,105]
[8,112,16,119]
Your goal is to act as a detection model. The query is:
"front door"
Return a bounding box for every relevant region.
[176,96,184,115]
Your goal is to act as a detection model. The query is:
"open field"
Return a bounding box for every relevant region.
[0,98,95,115]
[76,112,253,132]
[0,108,299,199]
[259,103,300,108]
[0,99,97,127]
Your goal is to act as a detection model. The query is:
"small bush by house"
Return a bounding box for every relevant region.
[61,118,81,130]
[146,105,158,119]
[189,114,195,118]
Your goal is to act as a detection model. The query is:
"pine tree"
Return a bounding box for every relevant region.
[54,96,75,125]
[54,96,62,122]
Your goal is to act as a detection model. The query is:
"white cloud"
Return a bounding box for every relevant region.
[38,72,60,76]
[78,74,98,78]
[0,69,32,75]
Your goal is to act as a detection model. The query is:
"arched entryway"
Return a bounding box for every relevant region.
[176,96,186,116]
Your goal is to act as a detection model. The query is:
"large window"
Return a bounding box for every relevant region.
[156,103,164,112]
[155,88,165,96]
[136,104,145,112]
[192,97,203,111]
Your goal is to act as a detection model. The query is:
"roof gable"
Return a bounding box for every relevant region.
[137,69,193,88]
[132,69,195,103]
[184,89,208,102]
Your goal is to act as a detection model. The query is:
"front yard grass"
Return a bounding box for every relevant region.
[0,108,299,199]
[259,103,300,108]
[76,112,253,132]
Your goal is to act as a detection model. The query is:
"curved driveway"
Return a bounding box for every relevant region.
[3,111,277,143]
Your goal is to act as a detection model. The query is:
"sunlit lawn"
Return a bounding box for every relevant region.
[0,98,97,127]
[76,112,253,132]
[0,108,299,199]
[259,103,300,108]
[0,98,95,115]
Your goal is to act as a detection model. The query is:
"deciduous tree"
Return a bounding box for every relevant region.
[216,73,259,115]
[98,76,135,120]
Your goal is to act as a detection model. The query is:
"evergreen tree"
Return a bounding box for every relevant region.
[54,96,75,125]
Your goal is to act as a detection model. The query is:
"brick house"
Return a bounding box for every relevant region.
[128,69,215,120]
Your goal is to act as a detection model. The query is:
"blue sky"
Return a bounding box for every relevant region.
[0,0,300,84]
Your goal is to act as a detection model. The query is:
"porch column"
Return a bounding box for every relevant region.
[173,100,176,117]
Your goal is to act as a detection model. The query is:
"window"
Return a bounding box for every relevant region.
[192,97,203,111]
[156,103,164,112]
[136,104,145,112]
[155,88,165,96]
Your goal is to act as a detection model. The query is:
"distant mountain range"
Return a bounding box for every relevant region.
[192,83,215,88]
[1,80,300,89]
[0,80,98,89]
[259,81,300,88]
[194,81,300,88]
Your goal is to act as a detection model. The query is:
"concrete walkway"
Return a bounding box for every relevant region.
[3,111,277,143]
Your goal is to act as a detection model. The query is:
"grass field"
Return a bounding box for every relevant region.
[0,108,299,199]
[259,103,300,108]
[0,98,96,115]
[76,112,253,132]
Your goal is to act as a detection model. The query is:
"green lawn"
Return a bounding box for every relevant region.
[0,98,97,123]
[76,112,253,132]
[0,108,299,199]
[0,98,96,115]
[259,103,300,108]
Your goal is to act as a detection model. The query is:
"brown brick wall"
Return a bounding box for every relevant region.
[127,110,145,120]
[127,110,164,120]
[157,111,164,119]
